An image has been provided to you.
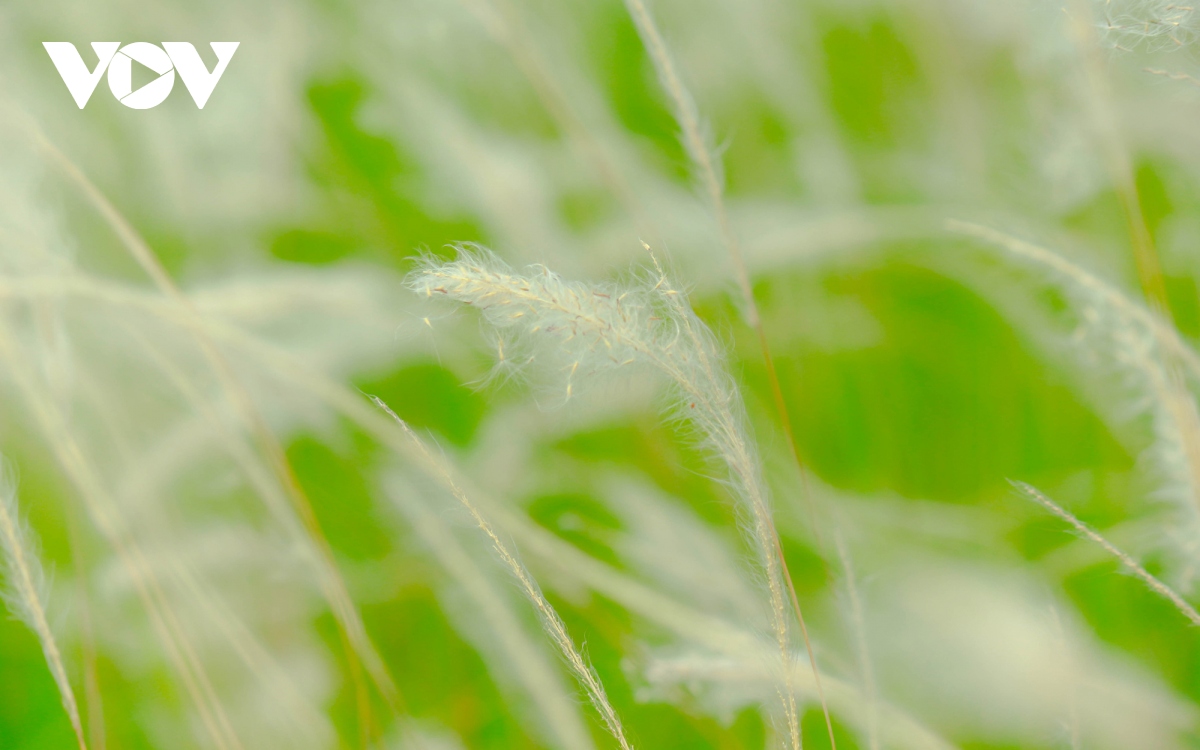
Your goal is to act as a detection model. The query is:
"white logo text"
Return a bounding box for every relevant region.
[43,42,239,109]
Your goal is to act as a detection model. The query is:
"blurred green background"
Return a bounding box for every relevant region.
[3,0,1200,748]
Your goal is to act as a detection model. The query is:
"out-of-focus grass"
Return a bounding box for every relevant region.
[3,0,1200,748]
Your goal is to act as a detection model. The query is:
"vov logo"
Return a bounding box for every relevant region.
[43,42,239,109]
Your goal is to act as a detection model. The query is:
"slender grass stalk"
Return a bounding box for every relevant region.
[409,248,812,745]
[455,0,655,241]
[64,507,105,750]
[0,274,957,749]
[389,476,597,750]
[950,221,1200,572]
[617,2,836,742]
[944,221,1200,379]
[0,460,88,750]
[378,431,954,749]
[115,322,339,745]
[1066,0,1171,312]
[1062,1,1200,562]
[1144,67,1200,87]
[370,397,635,750]
[4,251,816,749]
[833,529,878,750]
[370,417,953,750]
[23,123,396,744]
[1014,481,1200,627]
[0,324,243,750]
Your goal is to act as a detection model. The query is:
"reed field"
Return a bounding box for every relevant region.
[3,0,1200,748]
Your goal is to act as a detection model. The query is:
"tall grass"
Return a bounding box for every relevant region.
[0,458,87,750]
[4,0,1200,748]
[409,246,805,742]
[371,395,634,750]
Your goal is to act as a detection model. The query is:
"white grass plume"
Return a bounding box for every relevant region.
[409,247,803,744]
[20,286,956,750]
[615,1,833,740]
[1063,5,1198,554]
[618,0,738,300]
[0,459,88,750]
[370,396,634,750]
[408,245,725,400]
[1014,481,1200,627]
[1093,0,1198,50]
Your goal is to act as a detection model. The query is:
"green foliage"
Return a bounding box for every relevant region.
[4,0,1200,748]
